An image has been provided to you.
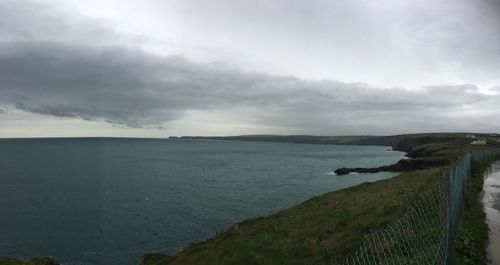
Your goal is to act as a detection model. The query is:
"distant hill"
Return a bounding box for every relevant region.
[178,133,495,152]
[179,134,377,145]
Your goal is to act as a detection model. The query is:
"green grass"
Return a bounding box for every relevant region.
[452,159,492,265]
[139,169,441,265]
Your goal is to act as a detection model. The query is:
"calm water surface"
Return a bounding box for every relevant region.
[0,138,405,265]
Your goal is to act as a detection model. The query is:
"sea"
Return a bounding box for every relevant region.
[0,138,405,265]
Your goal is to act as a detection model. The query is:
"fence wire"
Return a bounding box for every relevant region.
[343,148,500,265]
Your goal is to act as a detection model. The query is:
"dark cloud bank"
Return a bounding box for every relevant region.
[0,0,499,135]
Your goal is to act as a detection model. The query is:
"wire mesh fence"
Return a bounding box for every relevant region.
[343,148,500,265]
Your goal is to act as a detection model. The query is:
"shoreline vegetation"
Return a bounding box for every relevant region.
[452,158,493,265]
[1,133,499,265]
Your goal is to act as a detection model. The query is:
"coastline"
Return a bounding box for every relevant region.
[138,134,500,265]
[139,169,440,265]
[2,133,500,265]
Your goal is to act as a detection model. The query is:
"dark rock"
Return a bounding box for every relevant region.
[139,253,169,265]
[28,257,60,265]
[0,257,59,265]
[334,158,450,175]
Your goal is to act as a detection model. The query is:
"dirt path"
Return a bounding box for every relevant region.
[483,161,500,265]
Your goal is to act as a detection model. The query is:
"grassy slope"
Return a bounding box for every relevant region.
[139,169,440,265]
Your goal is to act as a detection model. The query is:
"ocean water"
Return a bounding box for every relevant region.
[0,138,405,265]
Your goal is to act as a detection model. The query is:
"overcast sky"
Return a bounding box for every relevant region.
[1,0,500,137]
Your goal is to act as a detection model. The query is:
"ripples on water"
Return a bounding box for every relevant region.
[0,138,405,265]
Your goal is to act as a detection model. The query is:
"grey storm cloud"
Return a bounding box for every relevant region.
[0,0,121,44]
[0,41,498,131]
[1,0,500,134]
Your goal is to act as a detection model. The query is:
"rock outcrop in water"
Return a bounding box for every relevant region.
[333,134,487,176]
[0,257,59,265]
[334,158,450,175]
